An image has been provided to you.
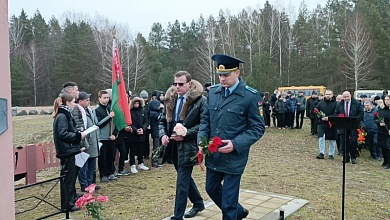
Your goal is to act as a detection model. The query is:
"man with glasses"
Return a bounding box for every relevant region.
[159,71,206,219]
[198,54,265,220]
[334,90,364,164]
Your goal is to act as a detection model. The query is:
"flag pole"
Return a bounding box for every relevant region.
[110,26,116,136]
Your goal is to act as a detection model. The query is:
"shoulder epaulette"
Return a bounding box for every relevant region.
[211,83,220,88]
[245,85,258,94]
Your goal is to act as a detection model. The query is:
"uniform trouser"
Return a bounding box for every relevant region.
[171,142,203,220]
[286,112,294,127]
[310,117,318,134]
[98,140,115,178]
[60,156,78,211]
[366,133,380,159]
[264,112,271,127]
[206,168,245,220]
[276,113,285,128]
[295,110,305,128]
[128,141,144,166]
[78,157,96,190]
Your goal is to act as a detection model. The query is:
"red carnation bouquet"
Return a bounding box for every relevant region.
[192,136,223,171]
[374,111,388,131]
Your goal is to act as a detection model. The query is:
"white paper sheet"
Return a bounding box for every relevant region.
[82,125,99,135]
[75,152,90,167]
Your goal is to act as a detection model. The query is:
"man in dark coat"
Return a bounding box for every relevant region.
[149,91,165,168]
[316,90,338,160]
[334,91,364,164]
[306,91,318,135]
[198,54,265,220]
[159,71,206,220]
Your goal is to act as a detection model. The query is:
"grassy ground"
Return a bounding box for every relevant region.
[13,116,390,220]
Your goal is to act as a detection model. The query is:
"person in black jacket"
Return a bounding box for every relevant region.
[53,93,85,212]
[159,71,206,219]
[315,90,337,160]
[127,97,150,173]
[375,95,390,169]
[334,91,364,164]
[149,91,165,168]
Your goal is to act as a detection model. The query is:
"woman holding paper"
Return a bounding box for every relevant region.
[53,93,85,212]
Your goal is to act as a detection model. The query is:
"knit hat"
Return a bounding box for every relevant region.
[140,90,149,99]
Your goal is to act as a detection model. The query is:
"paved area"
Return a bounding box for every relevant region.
[163,189,309,220]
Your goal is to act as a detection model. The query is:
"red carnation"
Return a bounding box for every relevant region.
[374,112,379,117]
[313,108,319,114]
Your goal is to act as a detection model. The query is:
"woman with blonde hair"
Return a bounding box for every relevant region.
[53,93,85,212]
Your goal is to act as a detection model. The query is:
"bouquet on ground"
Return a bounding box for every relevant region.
[192,136,223,171]
[75,184,109,220]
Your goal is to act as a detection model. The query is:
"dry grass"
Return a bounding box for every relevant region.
[13,116,390,220]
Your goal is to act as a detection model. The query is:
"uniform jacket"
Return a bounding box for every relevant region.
[197,79,265,175]
[53,106,82,159]
[127,97,149,142]
[159,80,206,167]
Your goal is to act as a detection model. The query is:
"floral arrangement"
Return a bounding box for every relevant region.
[357,128,366,146]
[374,112,388,131]
[75,184,109,220]
[313,108,326,119]
[152,145,164,160]
[192,136,223,171]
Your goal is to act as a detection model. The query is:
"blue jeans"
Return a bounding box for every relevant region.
[78,157,97,190]
[319,134,336,156]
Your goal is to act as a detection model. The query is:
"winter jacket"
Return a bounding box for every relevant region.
[149,99,164,139]
[83,107,100,158]
[286,97,297,113]
[375,105,390,147]
[53,107,82,159]
[316,96,337,140]
[296,95,306,111]
[127,97,149,142]
[274,99,287,114]
[306,97,317,118]
[363,107,378,135]
[159,80,206,167]
[93,103,115,141]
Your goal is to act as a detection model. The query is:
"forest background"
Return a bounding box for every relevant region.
[8,0,390,106]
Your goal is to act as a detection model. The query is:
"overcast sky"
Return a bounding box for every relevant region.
[8,0,326,37]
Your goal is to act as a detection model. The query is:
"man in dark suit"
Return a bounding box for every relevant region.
[334,91,364,164]
[198,54,265,220]
[159,71,206,220]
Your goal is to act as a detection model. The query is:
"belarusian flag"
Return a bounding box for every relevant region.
[111,39,132,130]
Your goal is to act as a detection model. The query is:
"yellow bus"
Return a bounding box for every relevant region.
[278,86,326,99]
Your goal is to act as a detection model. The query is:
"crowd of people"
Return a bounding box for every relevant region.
[263,88,390,166]
[52,54,266,220]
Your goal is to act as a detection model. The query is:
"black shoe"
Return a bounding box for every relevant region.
[316,153,324,159]
[184,206,205,218]
[237,208,249,220]
[69,206,81,212]
[351,158,357,164]
[144,156,150,159]
[95,185,101,191]
[294,126,299,129]
[328,155,334,160]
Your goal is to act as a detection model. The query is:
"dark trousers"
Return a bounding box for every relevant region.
[271,112,277,127]
[340,129,358,160]
[286,112,294,127]
[143,130,151,158]
[206,168,245,220]
[295,110,305,128]
[310,117,317,134]
[171,143,203,220]
[152,137,160,165]
[78,157,97,190]
[60,156,78,210]
[128,141,144,166]
[336,133,342,153]
[381,147,390,166]
[98,140,115,178]
[366,133,379,159]
[117,137,129,172]
[264,112,271,127]
[276,113,285,128]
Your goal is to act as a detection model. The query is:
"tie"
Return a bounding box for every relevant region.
[345,101,349,117]
[226,88,230,97]
[176,96,184,122]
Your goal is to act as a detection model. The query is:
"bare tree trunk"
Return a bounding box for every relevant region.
[342,11,375,90]
[25,41,43,106]
[197,16,217,84]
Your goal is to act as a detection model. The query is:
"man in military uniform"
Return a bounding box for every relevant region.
[198,54,266,220]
